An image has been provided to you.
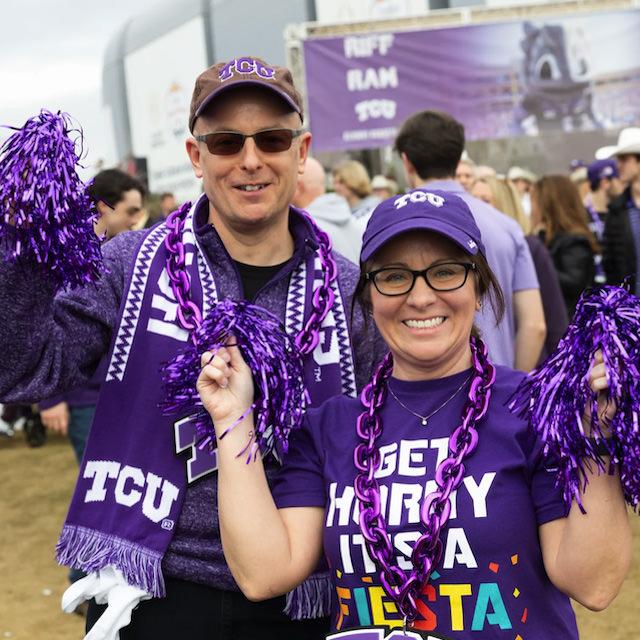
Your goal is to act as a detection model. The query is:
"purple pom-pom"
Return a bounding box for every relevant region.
[509,285,640,511]
[160,298,308,462]
[0,110,103,289]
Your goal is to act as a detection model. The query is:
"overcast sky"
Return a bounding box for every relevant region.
[1,0,163,171]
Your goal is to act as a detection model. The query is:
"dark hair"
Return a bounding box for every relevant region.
[533,175,599,253]
[160,192,175,201]
[394,110,465,181]
[350,248,506,338]
[87,169,146,209]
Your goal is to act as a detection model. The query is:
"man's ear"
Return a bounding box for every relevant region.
[401,152,417,187]
[297,131,312,176]
[96,200,111,217]
[186,137,204,178]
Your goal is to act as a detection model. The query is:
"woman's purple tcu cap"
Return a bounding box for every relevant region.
[360,189,486,262]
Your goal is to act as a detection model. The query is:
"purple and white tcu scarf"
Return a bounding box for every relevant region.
[56,196,356,612]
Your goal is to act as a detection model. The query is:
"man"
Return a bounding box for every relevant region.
[0,57,383,639]
[160,192,178,218]
[40,169,146,459]
[292,157,364,263]
[90,169,146,238]
[586,159,623,222]
[395,110,546,370]
[39,169,146,596]
[597,127,640,294]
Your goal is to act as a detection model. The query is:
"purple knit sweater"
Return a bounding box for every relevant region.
[0,202,385,590]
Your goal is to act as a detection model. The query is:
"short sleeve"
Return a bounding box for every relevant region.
[529,439,569,525]
[271,415,327,509]
[512,226,540,292]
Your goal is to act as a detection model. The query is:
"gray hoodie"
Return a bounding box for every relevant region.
[306,193,365,264]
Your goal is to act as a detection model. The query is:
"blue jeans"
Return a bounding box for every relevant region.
[68,405,96,464]
[68,405,96,584]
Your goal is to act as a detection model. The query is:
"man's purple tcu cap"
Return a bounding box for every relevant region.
[360,189,486,262]
[189,57,303,132]
[587,159,618,187]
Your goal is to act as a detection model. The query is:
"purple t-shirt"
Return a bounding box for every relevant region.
[272,366,577,639]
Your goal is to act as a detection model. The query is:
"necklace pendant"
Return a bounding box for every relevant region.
[421,418,428,426]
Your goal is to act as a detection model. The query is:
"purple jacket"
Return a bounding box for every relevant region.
[0,203,385,589]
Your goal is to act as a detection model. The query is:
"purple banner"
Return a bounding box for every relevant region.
[303,9,640,152]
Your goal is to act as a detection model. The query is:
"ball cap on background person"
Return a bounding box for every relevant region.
[360,189,485,262]
[371,175,390,190]
[587,159,619,187]
[189,57,303,132]
[507,166,537,183]
[595,127,640,159]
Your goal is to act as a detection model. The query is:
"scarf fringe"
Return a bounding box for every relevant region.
[284,573,332,620]
[56,524,165,597]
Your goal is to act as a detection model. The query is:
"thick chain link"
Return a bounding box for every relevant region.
[163,204,338,351]
[354,336,496,622]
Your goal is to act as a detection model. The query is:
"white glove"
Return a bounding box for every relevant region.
[62,567,152,640]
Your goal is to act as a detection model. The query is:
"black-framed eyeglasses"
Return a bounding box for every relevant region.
[195,128,305,156]
[366,262,477,296]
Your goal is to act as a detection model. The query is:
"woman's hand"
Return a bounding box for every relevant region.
[196,341,254,432]
[584,349,616,436]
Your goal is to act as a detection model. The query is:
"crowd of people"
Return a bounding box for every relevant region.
[0,54,637,640]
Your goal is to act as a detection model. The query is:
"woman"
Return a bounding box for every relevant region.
[531,175,600,316]
[198,190,630,639]
[472,176,568,361]
[332,160,381,221]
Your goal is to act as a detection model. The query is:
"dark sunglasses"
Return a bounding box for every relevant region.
[195,128,305,156]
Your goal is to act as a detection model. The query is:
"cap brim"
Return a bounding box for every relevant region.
[361,217,480,263]
[195,80,301,121]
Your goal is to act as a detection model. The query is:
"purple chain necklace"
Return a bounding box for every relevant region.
[163,202,337,349]
[354,336,496,625]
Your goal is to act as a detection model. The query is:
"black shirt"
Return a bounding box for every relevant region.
[234,259,289,302]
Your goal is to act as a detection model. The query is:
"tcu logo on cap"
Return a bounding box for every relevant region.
[394,191,445,210]
[219,57,276,82]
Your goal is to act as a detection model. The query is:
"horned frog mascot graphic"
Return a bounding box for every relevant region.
[518,21,601,134]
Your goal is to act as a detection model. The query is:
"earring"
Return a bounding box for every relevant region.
[476,301,482,310]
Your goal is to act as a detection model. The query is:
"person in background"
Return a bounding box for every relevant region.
[371,174,398,200]
[569,163,590,202]
[293,158,364,264]
[39,169,147,596]
[597,128,640,295]
[507,165,536,217]
[474,164,497,180]
[91,169,146,239]
[40,168,146,460]
[160,192,179,218]
[584,159,622,284]
[455,155,476,191]
[331,159,380,221]
[471,175,529,232]
[586,159,622,225]
[531,175,599,316]
[472,175,568,361]
[395,110,546,371]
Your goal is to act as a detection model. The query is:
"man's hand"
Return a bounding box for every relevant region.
[40,401,69,435]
